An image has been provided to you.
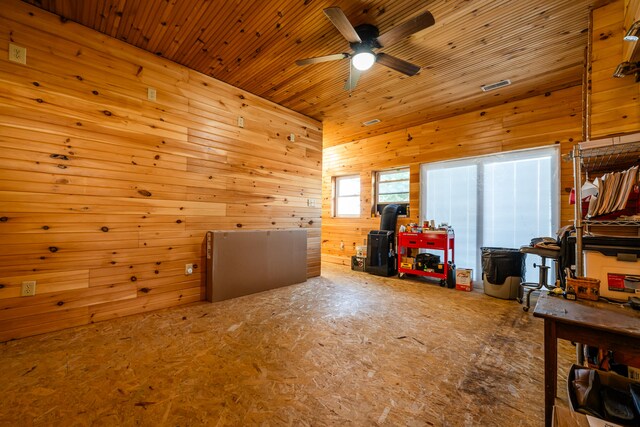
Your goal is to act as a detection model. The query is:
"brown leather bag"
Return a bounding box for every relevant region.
[572,368,603,418]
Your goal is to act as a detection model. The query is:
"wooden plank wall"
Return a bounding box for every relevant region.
[321,87,583,266]
[590,0,640,138]
[0,1,322,341]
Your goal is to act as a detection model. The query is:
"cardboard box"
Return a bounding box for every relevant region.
[552,406,590,427]
[400,262,414,270]
[585,251,640,301]
[455,268,473,291]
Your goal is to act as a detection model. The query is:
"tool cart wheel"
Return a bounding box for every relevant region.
[398,272,406,279]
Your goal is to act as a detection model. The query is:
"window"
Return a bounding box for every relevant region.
[375,168,410,215]
[420,147,559,282]
[334,175,361,217]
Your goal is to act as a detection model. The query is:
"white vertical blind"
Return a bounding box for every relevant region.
[421,147,559,282]
[423,164,478,276]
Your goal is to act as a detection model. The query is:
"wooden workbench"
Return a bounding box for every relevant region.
[533,293,640,427]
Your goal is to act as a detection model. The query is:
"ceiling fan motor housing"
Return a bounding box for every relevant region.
[351,24,381,51]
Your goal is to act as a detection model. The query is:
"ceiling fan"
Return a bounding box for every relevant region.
[295,7,435,91]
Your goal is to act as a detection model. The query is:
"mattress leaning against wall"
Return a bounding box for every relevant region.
[204,229,308,302]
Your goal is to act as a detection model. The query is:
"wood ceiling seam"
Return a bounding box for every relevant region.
[187,1,264,74]
[134,0,166,47]
[221,0,293,65]
[162,3,216,64]
[184,2,259,72]
[209,1,296,79]
[207,0,315,85]
[98,0,113,34]
[114,0,153,47]
[105,0,127,37]
[162,1,215,60]
[114,0,140,41]
[142,1,180,53]
[103,0,120,35]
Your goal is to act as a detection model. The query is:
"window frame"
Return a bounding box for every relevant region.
[419,146,560,281]
[333,174,361,218]
[373,167,410,216]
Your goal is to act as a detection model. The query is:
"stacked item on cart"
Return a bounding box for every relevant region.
[585,165,638,218]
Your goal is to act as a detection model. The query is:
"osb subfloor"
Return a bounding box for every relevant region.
[0,264,575,426]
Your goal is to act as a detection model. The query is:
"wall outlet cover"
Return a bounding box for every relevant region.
[9,44,27,65]
[21,280,36,296]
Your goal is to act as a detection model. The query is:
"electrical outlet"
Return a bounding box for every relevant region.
[9,44,27,65]
[340,241,345,250]
[289,133,295,142]
[185,263,193,275]
[147,87,157,101]
[237,116,244,128]
[21,280,36,296]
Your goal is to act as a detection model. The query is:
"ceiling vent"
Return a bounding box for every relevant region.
[362,118,381,126]
[481,79,512,92]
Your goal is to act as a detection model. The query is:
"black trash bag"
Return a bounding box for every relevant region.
[481,247,526,285]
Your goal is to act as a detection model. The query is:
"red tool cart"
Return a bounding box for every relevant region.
[397,229,455,287]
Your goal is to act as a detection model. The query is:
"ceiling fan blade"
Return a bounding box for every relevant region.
[324,7,362,44]
[376,10,435,48]
[376,53,421,76]
[296,53,348,66]
[344,62,362,91]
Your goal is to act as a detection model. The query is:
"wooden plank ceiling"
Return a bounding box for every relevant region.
[23,0,605,146]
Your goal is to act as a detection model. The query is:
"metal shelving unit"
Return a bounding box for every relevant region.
[583,219,640,226]
[567,140,640,275]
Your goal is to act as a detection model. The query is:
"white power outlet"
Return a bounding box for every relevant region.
[9,44,27,65]
[185,263,194,275]
[21,280,36,296]
[147,87,157,101]
[237,116,245,128]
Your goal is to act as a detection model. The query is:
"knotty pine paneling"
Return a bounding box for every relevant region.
[322,87,582,266]
[0,1,322,341]
[24,0,602,146]
[590,0,640,138]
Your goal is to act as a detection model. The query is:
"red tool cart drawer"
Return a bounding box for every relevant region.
[399,232,448,248]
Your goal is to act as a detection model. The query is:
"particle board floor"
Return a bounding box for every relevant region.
[0,263,575,426]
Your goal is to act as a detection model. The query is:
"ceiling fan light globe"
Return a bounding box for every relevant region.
[352,51,376,71]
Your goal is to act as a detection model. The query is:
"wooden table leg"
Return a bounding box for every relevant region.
[544,318,557,427]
